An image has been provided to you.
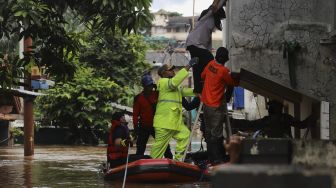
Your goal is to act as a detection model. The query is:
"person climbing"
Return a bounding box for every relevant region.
[232,100,317,138]
[107,112,150,168]
[150,57,199,161]
[201,47,239,165]
[133,74,173,159]
[186,0,227,94]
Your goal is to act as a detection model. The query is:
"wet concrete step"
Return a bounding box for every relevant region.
[239,139,292,164]
[212,165,332,188]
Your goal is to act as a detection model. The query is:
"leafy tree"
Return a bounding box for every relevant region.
[168,12,182,17]
[35,66,122,144]
[0,52,25,90]
[79,31,151,106]
[0,0,153,86]
[0,0,153,144]
[144,36,178,51]
[36,32,150,143]
[80,32,150,86]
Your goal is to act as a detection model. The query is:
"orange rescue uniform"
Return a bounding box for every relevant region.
[201,60,238,107]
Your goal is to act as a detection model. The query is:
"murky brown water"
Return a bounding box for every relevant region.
[0,146,210,188]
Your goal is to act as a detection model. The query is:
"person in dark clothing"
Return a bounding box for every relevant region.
[133,74,173,159]
[107,112,150,168]
[186,0,227,93]
[182,97,206,134]
[232,100,316,138]
[182,97,200,111]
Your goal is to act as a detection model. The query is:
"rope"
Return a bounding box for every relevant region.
[253,93,262,118]
[198,137,204,152]
[122,143,131,188]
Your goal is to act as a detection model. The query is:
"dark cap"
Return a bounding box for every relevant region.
[157,64,175,77]
[112,111,125,121]
[215,47,229,61]
[267,100,283,108]
[141,74,155,86]
[267,100,283,114]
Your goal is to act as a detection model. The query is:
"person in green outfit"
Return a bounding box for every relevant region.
[150,57,199,161]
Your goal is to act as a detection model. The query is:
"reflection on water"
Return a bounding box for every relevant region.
[0,146,210,188]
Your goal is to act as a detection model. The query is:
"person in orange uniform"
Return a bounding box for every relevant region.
[201,47,239,165]
[107,112,150,168]
[133,74,173,159]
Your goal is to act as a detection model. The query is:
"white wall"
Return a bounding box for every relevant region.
[244,90,268,120]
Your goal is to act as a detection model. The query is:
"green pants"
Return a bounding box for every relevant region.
[150,125,190,161]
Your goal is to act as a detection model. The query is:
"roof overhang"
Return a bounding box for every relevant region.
[0,89,44,121]
[239,68,303,103]
[1,88,44,98]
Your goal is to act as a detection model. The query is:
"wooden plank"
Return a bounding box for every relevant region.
[239,69,302,103]
[0,113,17,121]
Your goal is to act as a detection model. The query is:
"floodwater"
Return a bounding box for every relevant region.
[0,144,210,188]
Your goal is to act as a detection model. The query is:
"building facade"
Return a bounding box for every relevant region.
[227,0,336,139]
[151,9,224,48]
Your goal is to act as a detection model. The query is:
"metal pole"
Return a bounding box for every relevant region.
[223,99,232,138]
[192,0,195,30]
[182,102,203,162]
[225,0,233,71]
[24,37,34,156]
[122,143,131,188]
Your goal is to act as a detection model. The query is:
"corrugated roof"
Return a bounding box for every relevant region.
[166,16,199,29]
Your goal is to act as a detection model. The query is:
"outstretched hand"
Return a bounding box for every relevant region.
[212,0,227,11]
[120,139,133,147]
[188,57,199,67]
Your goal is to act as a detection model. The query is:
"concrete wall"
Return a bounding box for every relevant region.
[153,13,168,27]
[229,0,336,138]
[293,140,336,187]
[244,90,268,120]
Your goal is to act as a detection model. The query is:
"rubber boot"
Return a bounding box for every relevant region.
[164,145,173,159]
[207,140,223,165]
[216,138,228,162]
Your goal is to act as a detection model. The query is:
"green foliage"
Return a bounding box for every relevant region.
[0,0,153,88]
[0,53,26,90]
[35,66,122,143]
[10,127,23,138]
[168,12,182,17]
[0,0,153,144]
[1,0,80,81]
[79,31,151,101]
[144,36,177,50]
[71,0,153,35]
